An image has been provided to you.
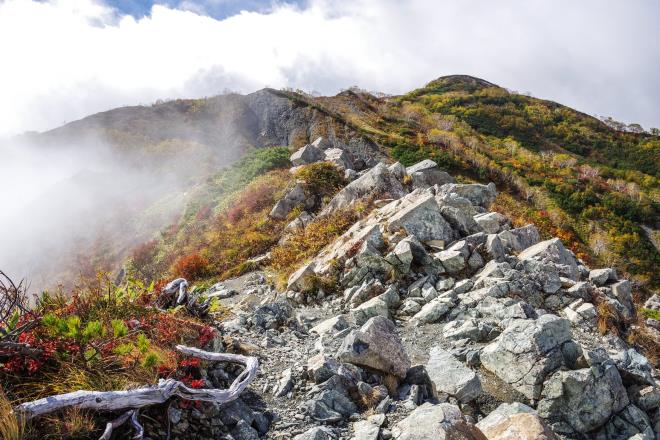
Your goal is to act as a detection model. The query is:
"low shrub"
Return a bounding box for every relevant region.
[172,253,209,281]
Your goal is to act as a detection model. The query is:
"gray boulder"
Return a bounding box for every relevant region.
[322,163,406,214]
[474,212,509,234]
[480,314,572,400]
[291,143,325,166]
[518,238,579,280]
[477,403,557,440]
[537,364,629,433]
[270,183,309,219]
[294,427,335,440]
[305,388,358,422]
[392,402,485,440]
[411,297,455,324]
[387,194,455,243]
[406,159,454,188]
[324,147,354,170]
[498,224,541,253]
[426,347,482,402]
[436,182,497,208]
[388,162,407,181]
[338,316,411,378]
[287,262,317,292]
[589,267,617,286]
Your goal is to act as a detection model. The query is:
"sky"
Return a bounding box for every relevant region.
[0,0,659,137]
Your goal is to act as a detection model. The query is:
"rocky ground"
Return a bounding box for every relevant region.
[149,141,660,440]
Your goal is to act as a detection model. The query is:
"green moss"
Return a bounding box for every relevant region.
[641,308,660,321]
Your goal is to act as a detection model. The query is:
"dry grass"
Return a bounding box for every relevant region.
[43,407,96,439]
[596,300,621,336]
[0,387,25,440]
[627,320,660,366]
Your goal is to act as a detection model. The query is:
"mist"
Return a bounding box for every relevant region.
[0,135,210,294]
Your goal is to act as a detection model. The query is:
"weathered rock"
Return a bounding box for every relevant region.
[426,347,482,402]
[287,262,317,292]
[291,143,324,166]
[388,162,407,181]
[386,239,414,274]
[485,234,506,262]
[434,249,466,273]
[599,404,655,439]
[479,412,557,440]
[273,368,294,397]
[231,419,260,440]
[611,280,634,316]
[406,159,454,188]
[307,354,341,383]
[518,238,579,280]
[324,147,354,170]
[563,300,597,325]
[352,419,381,440]
[284,211,313,232]
[498,225,540,253]
[270,183,309,219]
[387,194,455,243]
[589,267,617,286]
[480,314,572,400]
[306,389,358,422]
[537,363,629,433]
[474,212,509,234]
[436,182,497,208]
[310,314,349,336]
[411,297,455,324]
[294,426,335,440]
[392,402,486,440]
[643,294,660,311]
[351,296,390,326]
[399,298,422,316]
[338,316,411,378]
[443,318,488,342]
[322,163,406,214]
[439,204,480,236]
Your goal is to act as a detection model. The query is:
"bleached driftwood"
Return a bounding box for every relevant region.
[16,345,258,437]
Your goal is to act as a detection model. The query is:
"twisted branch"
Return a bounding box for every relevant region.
[15,345,258,438]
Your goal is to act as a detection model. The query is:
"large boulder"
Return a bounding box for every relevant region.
[392,403,487,440]
[426,347,482,402]
[338,316,411,378]
[269,183,310,219]
[321,162,406,214]
[406,159,454,188]
[537,364,629,434]
[497,225,540,253]
[287,262,317,292]
[386,194,455,243]
[436,182,497,209]
[480,314,572,400]
[477,402,557,440]
[324,147,355,170]
[290,143,324,166]
[474,212,509,234]
[518,238,579,281]
[411,297,455,324]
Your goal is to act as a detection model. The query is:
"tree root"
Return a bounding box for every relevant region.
[15,345,258,439]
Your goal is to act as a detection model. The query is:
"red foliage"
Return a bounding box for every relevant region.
[197,326,215,346]
[172,253,209,281]
[225,179,278,223]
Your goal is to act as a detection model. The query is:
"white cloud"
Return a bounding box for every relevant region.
[0,0,659,137]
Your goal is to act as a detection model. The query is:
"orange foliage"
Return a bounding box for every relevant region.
[172,253,209,281]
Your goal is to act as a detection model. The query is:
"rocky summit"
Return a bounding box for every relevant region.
[157,153,657,440]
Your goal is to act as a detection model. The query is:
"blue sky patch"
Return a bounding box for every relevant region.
[105,0,306,19]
